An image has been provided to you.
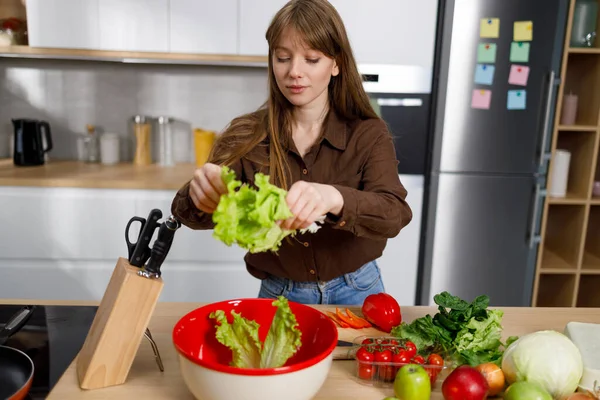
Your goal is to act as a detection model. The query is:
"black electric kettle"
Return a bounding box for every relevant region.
[12,119,53,166]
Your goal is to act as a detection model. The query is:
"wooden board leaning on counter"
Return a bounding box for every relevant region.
[0,159,196,190]
[1,299,599,400]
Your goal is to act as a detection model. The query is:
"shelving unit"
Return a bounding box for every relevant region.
[532,0,600,307]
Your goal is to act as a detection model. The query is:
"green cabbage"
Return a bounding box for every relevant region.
[212,166,322,253]
[501,330,583,399]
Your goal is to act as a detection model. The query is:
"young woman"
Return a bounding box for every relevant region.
[171,0,413,305]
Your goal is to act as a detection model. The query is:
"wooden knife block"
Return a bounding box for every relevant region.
[76,257,164,390]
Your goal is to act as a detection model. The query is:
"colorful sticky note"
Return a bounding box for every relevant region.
[472,89,492,109]
[480,18,500,38]
[477,43,497,63]
[474,64,495,85]
[514,21,533,41]
[507,90,527,110]
[510,42,531,62]
[508,65,530,86]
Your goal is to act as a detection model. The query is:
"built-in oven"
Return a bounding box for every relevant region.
[359,64,433,306]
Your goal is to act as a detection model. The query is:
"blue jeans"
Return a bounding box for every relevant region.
[257,261,385,305]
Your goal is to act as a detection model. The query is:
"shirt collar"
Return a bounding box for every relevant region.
[321,110,348,151]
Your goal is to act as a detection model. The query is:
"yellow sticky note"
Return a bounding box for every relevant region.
[480,18,500,38]
[514,21,533,41]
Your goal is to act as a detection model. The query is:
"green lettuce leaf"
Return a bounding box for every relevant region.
[209,309,262,368]
[260,296,302,368]
[454,309,504,366]
[212,166,321,253]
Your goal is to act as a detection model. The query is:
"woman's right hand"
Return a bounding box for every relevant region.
[189,163,228,213]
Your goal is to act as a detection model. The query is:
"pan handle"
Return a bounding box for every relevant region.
[0,305,36,346]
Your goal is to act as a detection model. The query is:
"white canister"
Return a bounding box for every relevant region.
[100,133,120,165]
[548,149,571,198]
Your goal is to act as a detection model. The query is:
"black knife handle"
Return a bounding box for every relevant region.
[144,216,181,278]
[129,209,163,267]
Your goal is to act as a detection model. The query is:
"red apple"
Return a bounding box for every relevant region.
[442,365,489,400]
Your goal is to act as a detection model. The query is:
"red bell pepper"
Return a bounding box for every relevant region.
[326,311,350,328]
[335,307,370,329]
[361,293,402,333]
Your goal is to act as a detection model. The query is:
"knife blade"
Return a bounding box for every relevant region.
[139,215,181,279]
[128,209,162,267]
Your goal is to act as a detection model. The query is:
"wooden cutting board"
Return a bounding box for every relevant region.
[322,306,389,360]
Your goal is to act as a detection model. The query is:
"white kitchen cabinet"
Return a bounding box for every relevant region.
[239,0,289,56]
[26,0,100,49]
[0,187,135,260]
[98,0,169,52]
[328,0,438,68]
[170,0,238,55]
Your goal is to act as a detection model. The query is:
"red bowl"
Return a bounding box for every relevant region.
[172,298,338,376]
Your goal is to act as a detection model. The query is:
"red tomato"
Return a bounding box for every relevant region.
[393,349,411,364]
[404,340,417,358]
[362,338,375,346]
[358,363,375,380]
[425,367,440,386]
[374,348,392,363]
[412,355,425,364]
[427,353,444,367]
[374,348,394,382]
[356,347,373,362]
[361,293,402,333]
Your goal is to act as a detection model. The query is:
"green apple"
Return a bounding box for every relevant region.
[504,381,552,400]
[393,364,431,400]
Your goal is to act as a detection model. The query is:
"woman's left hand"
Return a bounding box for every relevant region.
[280,181,344,231]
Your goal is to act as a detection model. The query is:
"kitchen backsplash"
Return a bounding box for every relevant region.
[0,58,268,161]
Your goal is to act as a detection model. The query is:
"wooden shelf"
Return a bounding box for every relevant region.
[553,130,598,198]
[537,274,577,307]
[564,53,600,125]
[534,0,600,309]
[557,124,598,131]
[0,45,269,68]
[547,194,588,204]
[540,204,586,270]
[583,206,600,269]
[576,275,600,307]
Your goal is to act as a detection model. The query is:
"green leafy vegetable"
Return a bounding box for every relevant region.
[390,291,517,367]
[209,296,302,369]
[260,296,303,368]
[209,309,262,368]
[212,166,322,253]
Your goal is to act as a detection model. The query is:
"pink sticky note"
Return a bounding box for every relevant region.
[508,65,530,86]
[471,89,492,109]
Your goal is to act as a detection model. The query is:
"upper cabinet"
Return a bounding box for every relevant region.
[26,0,100,50]
[328,0,438,68]
[238,0,289,56]
[170,0,238,55]
[22,0,440,68]
[98,0,169,52]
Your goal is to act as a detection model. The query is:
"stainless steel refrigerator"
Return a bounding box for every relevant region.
[418,0,570,306]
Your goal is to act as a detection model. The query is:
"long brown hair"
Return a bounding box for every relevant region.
[209,0,379,189]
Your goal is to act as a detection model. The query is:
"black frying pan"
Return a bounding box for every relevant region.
[0,306,36,400]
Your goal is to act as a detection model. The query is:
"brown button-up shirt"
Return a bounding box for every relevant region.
[171,111,413,282]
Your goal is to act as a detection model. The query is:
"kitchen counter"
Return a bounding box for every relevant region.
[0,159,195,190]
[2,299,599,399]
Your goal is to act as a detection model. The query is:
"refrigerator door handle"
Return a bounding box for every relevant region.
[538,70,556,168]
[528,181,547,249]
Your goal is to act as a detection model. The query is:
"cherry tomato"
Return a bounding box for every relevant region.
[361,293,402,333]
[374,349,392,363]
[425,367,440,386]
[427,353,444,367]
[361,338,375,346]
[393,349,411,364]
[356,347,374,363]
[404,340,417,358]
[412,355,425,364]
[358,363,375,380]
[374,349,395,382]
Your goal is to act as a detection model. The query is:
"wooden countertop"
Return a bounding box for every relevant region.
[0,159,195,190]
[2,299,599,400]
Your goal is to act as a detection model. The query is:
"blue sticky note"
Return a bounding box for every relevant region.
[474,64,495,85]
[507,90,527,110]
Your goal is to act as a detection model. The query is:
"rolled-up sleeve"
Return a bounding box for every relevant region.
[328,130,413,239]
